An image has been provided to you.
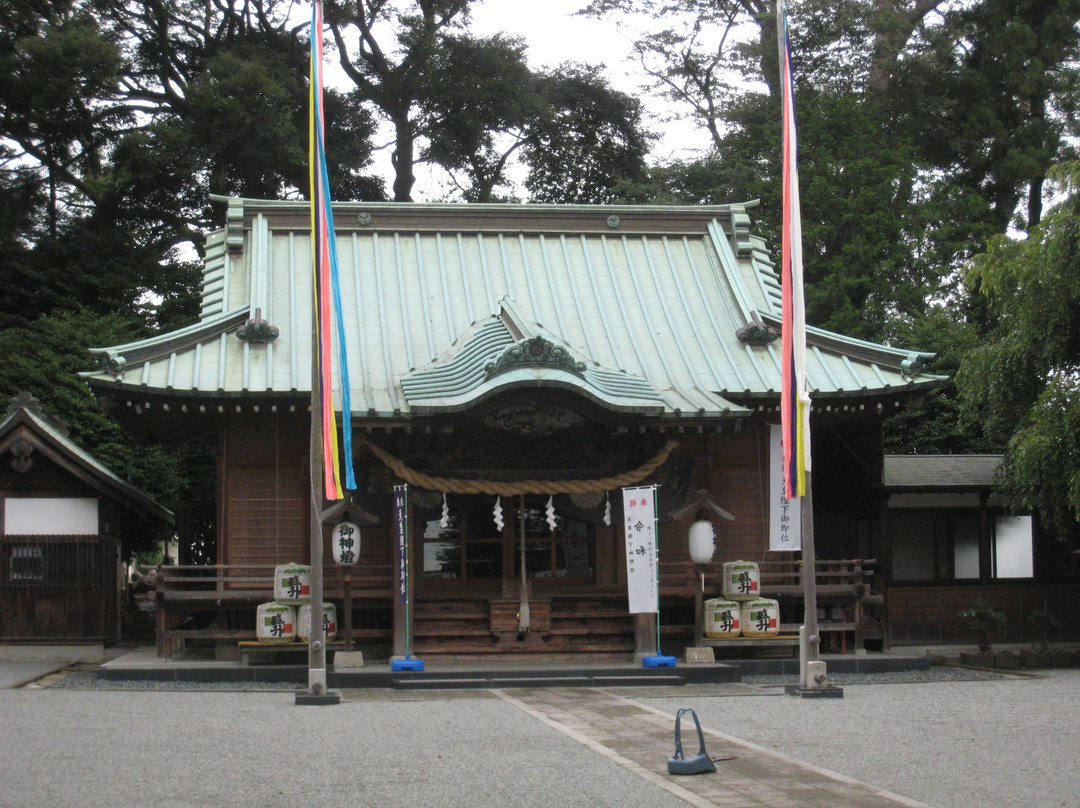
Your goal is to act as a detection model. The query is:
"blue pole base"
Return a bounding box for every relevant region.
[642,654,677,668]
[391,658,425,672]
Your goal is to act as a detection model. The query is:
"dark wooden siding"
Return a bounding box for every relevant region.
[0,535,112,640]
[887,582,1080,645]
[222,464,307,567]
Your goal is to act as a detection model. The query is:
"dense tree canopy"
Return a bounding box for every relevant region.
[4,0,1080,543]
[957,163,1080,538]
[322,0,651,202]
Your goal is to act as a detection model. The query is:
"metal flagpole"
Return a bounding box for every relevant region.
[652,486,661,656]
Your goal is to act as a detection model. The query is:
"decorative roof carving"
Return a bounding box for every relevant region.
[482,402,586,435]
[736,313,779,346]
[6,391,43,418]
[485,336,586,378]
[10,437,34,474]
[225,197,245,251]
[96,351,127,376]
[901,353,927,378]
[236,308,280,344]
[6,391,69,436]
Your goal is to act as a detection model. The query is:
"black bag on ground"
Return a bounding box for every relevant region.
[667,708,717,775]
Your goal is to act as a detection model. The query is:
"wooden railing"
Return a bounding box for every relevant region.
[154,563,394,657]
[660,558,884,653]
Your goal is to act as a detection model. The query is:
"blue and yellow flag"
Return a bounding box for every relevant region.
[310,0,355,499]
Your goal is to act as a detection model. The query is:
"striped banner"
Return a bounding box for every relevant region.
[310,0,355,499]
[777,1,811,499]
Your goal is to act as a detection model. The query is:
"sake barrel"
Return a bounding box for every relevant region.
[740,598,780,638]
[256,602,296,644]
[703,598,742,639]
[273,562,311,604]
[298,602,338,642]
[721,560,760,601]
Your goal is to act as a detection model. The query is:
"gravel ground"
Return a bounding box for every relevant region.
[739,666,1007,686]
[20,664,1079,808]
[640,668,1080,808]
[1,687,691,808]
[41,668,305,691]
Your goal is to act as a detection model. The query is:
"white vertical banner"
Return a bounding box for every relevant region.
[769,424,802,551]
[623,485,659,614]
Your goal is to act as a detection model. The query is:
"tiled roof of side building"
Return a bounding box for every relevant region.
[883,454,1003,490]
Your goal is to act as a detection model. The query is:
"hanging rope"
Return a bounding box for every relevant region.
[360,436,680,497]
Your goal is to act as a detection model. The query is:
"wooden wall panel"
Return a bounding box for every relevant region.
[887,583,1080,645]
[223,464,307,566]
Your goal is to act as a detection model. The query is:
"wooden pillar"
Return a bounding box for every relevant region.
[800,472,820,687]
[634,612,655,660]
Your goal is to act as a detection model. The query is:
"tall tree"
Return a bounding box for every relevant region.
[586,0,1080,341]
[323,0,481,201]
[323,0,652,202]
[956,163,1080,539]
[522,66,652,204]
[1,0,384,329]
[919,0,1080,233]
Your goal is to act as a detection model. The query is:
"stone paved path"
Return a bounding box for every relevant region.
[494,687,933,808]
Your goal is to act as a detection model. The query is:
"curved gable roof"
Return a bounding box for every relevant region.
[83,198,943,421]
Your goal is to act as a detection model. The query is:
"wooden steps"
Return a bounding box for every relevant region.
[410,596,634,656]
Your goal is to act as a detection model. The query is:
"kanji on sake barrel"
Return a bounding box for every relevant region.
[256,602,296,643]
[704,598,742,639]
[298,602,337,642]
[721,560,760,601]
[740,598,780,638]
[273,562,311,604]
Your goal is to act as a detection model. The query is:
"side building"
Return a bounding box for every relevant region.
[883,454,1079,647]
[0,392,173,661]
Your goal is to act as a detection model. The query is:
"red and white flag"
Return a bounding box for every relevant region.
[777,1,811,498]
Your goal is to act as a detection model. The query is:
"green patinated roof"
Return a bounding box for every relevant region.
[83,198,943,420]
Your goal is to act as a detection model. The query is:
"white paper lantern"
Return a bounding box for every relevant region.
[331,521,361,566]
[688,519,716,564]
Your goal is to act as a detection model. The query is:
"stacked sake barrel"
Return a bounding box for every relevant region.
[704,561,780,639]
[255,563,338,644]
[298,601,338,643]
[703,598,742,639]
[256,562,311,643]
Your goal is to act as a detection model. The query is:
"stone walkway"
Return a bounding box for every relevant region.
[493,687,932,808]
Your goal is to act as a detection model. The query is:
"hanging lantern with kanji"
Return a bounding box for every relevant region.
[331,520,361,566]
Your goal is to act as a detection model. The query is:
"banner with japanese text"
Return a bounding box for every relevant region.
[623,485,658,614]
[394,485,408,605]
[769,424,801,550]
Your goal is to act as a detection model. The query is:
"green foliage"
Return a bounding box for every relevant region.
[0,310,212,557]
[323,0,652,202]
[958,163,1080,537]
[958,598,1005,652]
[523,66,652,204]
[882,307,997,454]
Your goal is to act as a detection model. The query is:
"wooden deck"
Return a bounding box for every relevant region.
[151,558,884,659]
[660,558,885,654]
[153,563,394,657]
